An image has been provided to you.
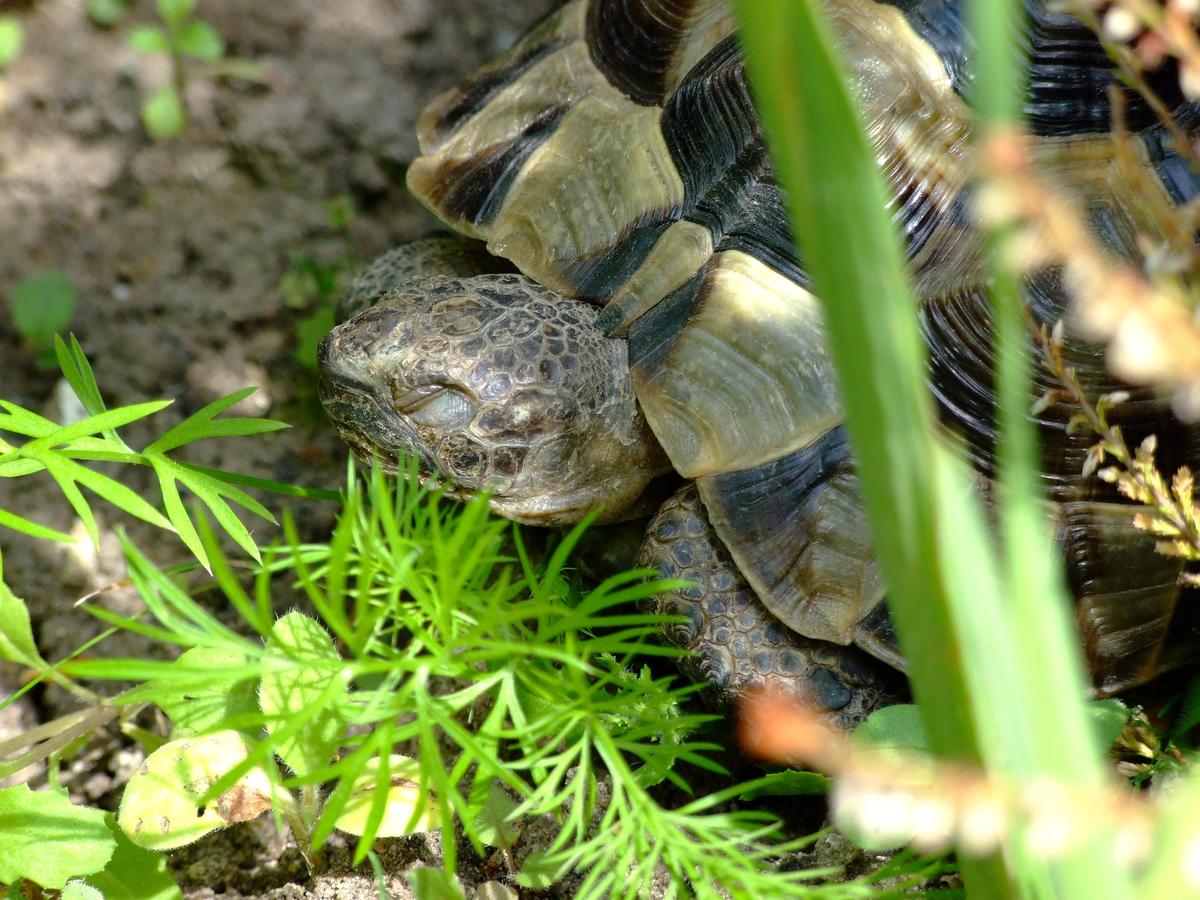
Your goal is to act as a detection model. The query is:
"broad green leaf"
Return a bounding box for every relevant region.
[127,25,169,54]
[0,785,115,888]
[735,770,829,801]
[61,883,103,900]
[118,731,276,850]
[84,814,181,900]
[0,17,22,68]
[515,852,561,892]
[1088,699,1130,750]
[176,20,224,62]
[155,0,196,28]
[853,704,929,753]
[10,272,76,346]
[139,647,259,736]
[334,755,441,838]
[140,86,185,140]
[0,579,46,668]
[472,780,521,849]
[260,612,342,776]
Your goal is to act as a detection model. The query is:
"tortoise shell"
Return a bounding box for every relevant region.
[402,0,1200,694]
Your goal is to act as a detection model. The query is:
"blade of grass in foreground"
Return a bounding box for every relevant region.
[733,0,1126,896]
[969,0,1129,895]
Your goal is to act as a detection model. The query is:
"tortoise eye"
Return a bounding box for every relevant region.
[391,383,445,413]
[391,383,474,428]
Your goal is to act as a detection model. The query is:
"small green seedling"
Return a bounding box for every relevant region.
[9,271,77,368]
[283,256,341,370]
[0,17,22,69]
[87,0,133,27]
[284,195,360,371]
[128,0,225,139]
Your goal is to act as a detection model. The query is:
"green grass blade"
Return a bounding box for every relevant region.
[733,0,980,758]
[144,387,286,454]
[0,508,74,542]
[180,462,342,503]
[970,0,1129,889]
[20,401,171,452]
[52,456,173,530]
[149,456,209,569]
[733,0,1126,894]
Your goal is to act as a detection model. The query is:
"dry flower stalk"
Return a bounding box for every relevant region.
[1034,319,1200,578]
[1108,86,1200,277]
[1069,0,1200,167]
[1073,0,1200,101]
[737,688,1171,872]
[976,128,1200,418]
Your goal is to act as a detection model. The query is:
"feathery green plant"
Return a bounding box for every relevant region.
[128,0,225,139]
[0,336,289,570]
[1,343,948,895]
[37,461,944,897]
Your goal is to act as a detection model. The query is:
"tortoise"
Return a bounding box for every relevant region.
[318,0,1200,727]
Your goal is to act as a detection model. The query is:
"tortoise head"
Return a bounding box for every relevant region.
[317,273,668,525]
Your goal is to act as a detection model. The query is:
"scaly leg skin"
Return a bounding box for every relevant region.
[638,484,905,729]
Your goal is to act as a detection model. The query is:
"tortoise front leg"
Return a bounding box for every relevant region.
[638,483,905,729]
